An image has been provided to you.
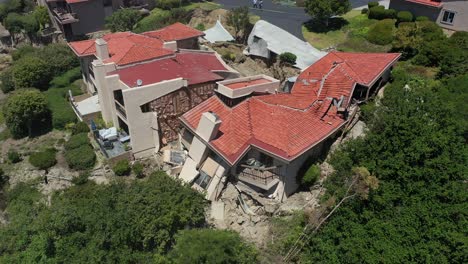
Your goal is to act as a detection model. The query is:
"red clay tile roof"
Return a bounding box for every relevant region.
[143,22,204,41]
[181,52,400,165]
[111,52,228,87]
[68,32,174,66]
[405,0,443,8]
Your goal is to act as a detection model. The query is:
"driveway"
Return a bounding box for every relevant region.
[214,0,386,40]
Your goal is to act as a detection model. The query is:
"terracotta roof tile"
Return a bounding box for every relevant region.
[143,22,204,41]
[181,52,400,165]
[111,52,228,87]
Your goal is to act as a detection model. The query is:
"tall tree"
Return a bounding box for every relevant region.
[3,89,51,138]
[226,6,252,43]
[304,0,350,26]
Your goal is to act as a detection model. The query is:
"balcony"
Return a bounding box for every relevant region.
[52,8,79,25]
[115,101,127,119]
[236,164,282,190]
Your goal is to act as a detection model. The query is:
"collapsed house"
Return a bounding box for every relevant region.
[245,20,327,70]
[68,23,239,158]
[178,52,401,201]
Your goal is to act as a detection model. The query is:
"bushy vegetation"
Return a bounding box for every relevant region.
[64,132,95,170]
[44,88,77,129]
[64,133,90,150]
[367,19,395,45]
[6,44,79,93]
[3,89,51,138]
[0,172,210,262]
[134,8,191,33]
[65,145,96,170]
[72,122,89,135]
[397,11,413,23]
[368,6,396,20]
[112,159,131,176]
[132,162,145,178]
[105,8,141,32]
[7,150,21,163]
[280,63,467,262]
[29,148,56,171]
[415,16,429,21]
[367,1,379,8]
[169,229,259,263]
[279,52,297,65]
[304,0,350,26]
[0,68,15,93]
[301,164,320,187]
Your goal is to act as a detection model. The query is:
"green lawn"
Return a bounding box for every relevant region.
[303,10,390,52]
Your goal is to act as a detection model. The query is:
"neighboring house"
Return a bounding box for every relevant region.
[68,23,239,158]
[245,20,327,70]
[41,0,151,40]
[178,52,400,201]
[203,20,235,43]
[389,0,468,32]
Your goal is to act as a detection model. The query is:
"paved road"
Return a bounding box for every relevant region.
[214,0,382,40]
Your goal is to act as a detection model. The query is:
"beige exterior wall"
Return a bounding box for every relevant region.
[437,0,468,31]
[120,78,188,157]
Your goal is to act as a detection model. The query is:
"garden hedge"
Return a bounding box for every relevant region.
[397,11,413,23]
[368,1,379,8]
[64,133,90,150]
[369,6,396,20]
[65,145,96,170]
[29,149,57,170]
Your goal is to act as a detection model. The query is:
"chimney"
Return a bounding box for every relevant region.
[188,112,222,165]
[196,112,222,142]
[95,38,109,60]
[163,41,178,52]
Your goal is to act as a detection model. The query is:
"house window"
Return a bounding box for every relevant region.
[140,103,151,113]
[441,10,455,24]
[194,171,212,189]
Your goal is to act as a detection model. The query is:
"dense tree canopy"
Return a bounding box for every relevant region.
[3,89,51,138]
[293,67,467,262]
[0,172,208,262]
[169,229,259,263]
[304,0,350,26]
[105,8,141,32]
[12,56,51,89]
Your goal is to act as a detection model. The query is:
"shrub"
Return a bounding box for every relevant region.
[65,133,90,150]
[7,150,21,163]
[367,19,395,45]
[72,122,89,135]
[156,0,183,10]
[301,164,320,186]
[416,16,429,22]
[44,88,77,129]
[397,11,413,23]
[279,52,297,65]
[65,145,96,170]
[71,171,89,185]
[369,6,396,20]
[222,51,235,61]
[0,68,15,93]
[195,23,205,31]
[368,6,384,19]
[361,8,368,14]
[132,162,145,178]
[49,67,82,88]
[0,168,8,189]
[368,1,379,8]
[113,160,131,176]
[29,149,56,171]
